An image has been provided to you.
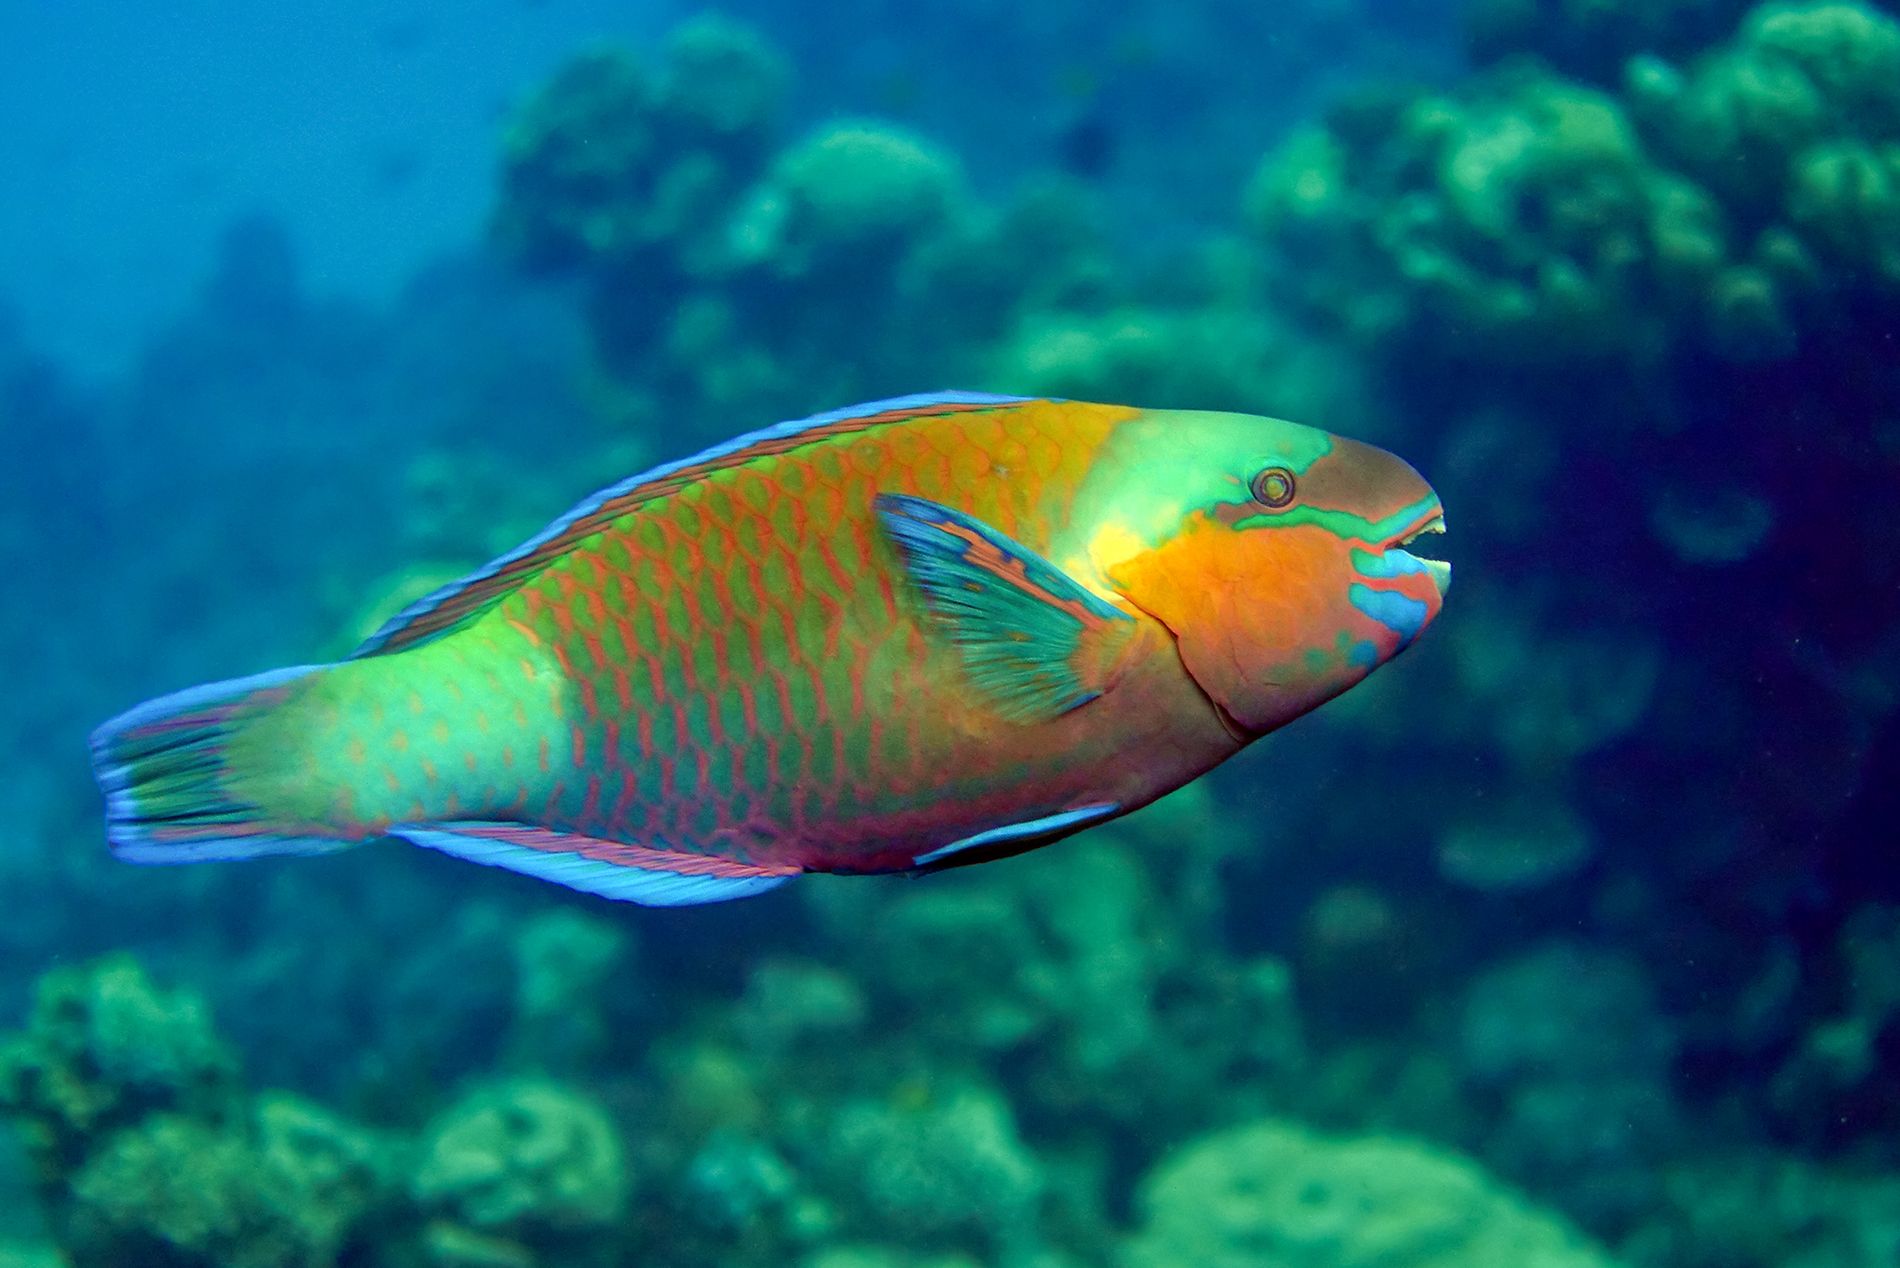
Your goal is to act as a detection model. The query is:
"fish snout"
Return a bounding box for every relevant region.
[1384,509,1450,600]
[1345,502,1450,654]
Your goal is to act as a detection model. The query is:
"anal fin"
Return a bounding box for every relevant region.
[391,822,797,906]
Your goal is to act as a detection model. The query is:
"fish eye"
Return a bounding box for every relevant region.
[1250,467,1297,509]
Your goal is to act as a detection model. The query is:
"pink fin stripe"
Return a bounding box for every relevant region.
[147,823,269,842]
[117,684,299,742]
[122,710,226,737]
[456,823,797,878]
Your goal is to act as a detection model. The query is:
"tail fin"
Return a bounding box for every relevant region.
[89,665,351,864]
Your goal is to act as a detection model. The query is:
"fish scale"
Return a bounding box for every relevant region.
[90,392,1449,904]
[473,398,1118,852]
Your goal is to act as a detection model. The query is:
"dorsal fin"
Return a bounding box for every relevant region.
[353,392,1033,658]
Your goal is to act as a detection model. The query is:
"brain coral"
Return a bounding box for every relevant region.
[1122,1120,1619,1268]
[413,1080,629,1245]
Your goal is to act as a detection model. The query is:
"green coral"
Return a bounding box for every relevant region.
[657,14,791,146]
[989,299,1367,423]
[413,1080,628,1265]
[1633,1,1900,187]
[493,19,1112,435]
[493,17,785,276]
[1466,0,1763,81]
[807,814,1304,1135]
[253,1095,397,1252]
[736,122,970,273]
[1252,69,1724,366]
[63,1100,390,1268]
[1630,1151,1900,1266]
[0,956,235,1175]
[1628,0,1900,336]
[1122,1121,1620,1268]
[506,910,631,1074]
[0,958,400,1267]
[1787,140,1900,282]
[1252,1,1900,370]
[817,1084,1043,1252]
[1770,905,1900,1119]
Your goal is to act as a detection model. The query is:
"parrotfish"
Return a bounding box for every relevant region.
[90,393,1448,905]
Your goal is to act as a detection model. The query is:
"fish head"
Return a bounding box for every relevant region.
[1089,408,1448,736]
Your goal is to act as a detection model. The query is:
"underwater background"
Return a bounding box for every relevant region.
[3,0,1899,1264]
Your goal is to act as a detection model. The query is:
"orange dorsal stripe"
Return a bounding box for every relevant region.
[353,394,1035,658]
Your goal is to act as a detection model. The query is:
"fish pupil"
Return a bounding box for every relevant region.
[1252,468,1297,508]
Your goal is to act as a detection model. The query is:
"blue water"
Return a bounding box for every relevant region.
[4,1,1898,1265]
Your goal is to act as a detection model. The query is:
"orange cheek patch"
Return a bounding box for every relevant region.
[1136,520,1347,645]
[1110,518,1360,730]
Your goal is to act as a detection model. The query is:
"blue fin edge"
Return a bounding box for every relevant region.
[355,392,1035,657]
[392,824,797,906]
[914,802,1121,868]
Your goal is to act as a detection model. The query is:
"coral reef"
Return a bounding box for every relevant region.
[1243,23,1900,1224]
[1122,1120,1618,1267]
[1628,1150,1900,1267]
[0,957,235,1177]
[505,911,635,1075]
[1460,944,1680,1230]
[493,18,787,276]
[414,1081,629,1267]
[61,1100,389,1268]
[804,794,1307,1140]
[1465,0,1763,81]
[494,18,1154,435]
[817,1085,1043,1254]
[0,963,640,1268]
[6,3,1900,1267]
[1249,67,1726,366]
[0,960,400,1268]
[1252,0,1900,370]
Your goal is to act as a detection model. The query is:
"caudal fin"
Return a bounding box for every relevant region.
[89,665,350,864]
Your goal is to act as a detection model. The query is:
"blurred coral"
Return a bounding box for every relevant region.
[817,1085,1043,1253]
[1122,1119,1619,1267]
[1460,943,1681,1230]
[0,958,235,1176]
[62,1105,386,1268]
[506,910,635,1075]
[413,1080,630,1266]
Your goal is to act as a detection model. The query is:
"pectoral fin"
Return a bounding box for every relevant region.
[876,493,1138,723]
[914,803,1122,870]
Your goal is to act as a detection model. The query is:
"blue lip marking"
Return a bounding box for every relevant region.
[1350,583,1429,642]
[1352,547,1430,579]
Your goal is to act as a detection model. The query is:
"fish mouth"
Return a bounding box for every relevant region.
[1384,513,1451,595]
